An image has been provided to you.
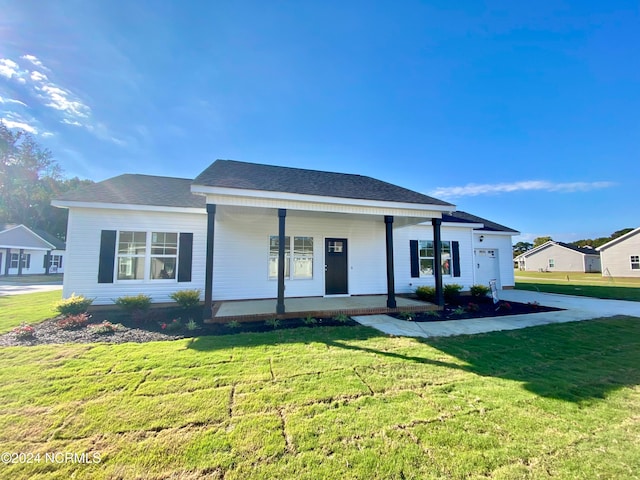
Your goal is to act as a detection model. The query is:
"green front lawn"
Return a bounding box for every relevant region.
[515,271,640,301]
[0,290,61,333]
[0,312,638,478]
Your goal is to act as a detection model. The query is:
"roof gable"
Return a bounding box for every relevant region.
[0,224,61,250]
[517,240,600,259]
[597,227,640,251]
[193,160,454,207]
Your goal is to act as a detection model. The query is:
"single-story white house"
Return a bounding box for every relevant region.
[597,227,640,277]
[514,240,601,273]
[52,160,518,315]
[0,224,66,276]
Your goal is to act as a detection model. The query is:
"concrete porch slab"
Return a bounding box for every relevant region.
[209,295,436,323]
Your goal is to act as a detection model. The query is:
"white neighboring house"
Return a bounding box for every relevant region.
[597,227,640,277]
[514,240,601,273]
[0,224,66,276]
[52,160,518,313]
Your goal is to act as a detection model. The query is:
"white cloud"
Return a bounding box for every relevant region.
[30,70,48,82]
[38,84,90,118]
[2,119,38,134]
[21,54,46,69]
[0,96,27,107]
[0,58,20,78]
[429,180,616,199]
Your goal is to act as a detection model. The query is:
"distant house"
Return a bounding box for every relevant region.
[597,227,640,277]
[0,224,66,276]
[52,160,518,314]
[514,240,601,273]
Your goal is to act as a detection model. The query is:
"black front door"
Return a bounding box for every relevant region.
[325,238,348,295]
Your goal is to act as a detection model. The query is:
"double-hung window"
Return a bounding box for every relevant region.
[10,253,30,269]
[418,240,451,276]
[117,231,147,280]
[269,235,314,279]
[631,255,640,270]
[116,231,178,281]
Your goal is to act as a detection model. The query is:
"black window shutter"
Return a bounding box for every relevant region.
[25,254,30,269]
[43,253,49,268]
[98,230,117,283]
[410,240,420,278]
[59,255,63,268]
[177,233,193,282]
[452,241,461,277]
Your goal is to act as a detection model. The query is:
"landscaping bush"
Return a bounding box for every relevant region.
[444,283,463,304]
[160,318,183,332]
[54,293,94,316]
[470,284,491,299]
[333,314,351,323]
[88,320,121,335]
[12,323,35,339]
[169,289,202,309]
[114,294,151,312]
[56,313,91,330]
[415,285,436,302]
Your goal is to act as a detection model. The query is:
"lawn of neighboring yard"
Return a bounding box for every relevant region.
[515,270,640,301]
[0,291,638,479]
[0,290,61,333]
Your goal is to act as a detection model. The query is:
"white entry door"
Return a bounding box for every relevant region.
[475,249,500,288]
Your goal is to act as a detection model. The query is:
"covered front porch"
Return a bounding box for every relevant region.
[208,294,437,323]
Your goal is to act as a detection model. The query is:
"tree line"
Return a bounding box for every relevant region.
[0,122,93,240]
[513,229,634,257]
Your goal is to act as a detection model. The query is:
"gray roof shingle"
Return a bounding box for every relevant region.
[56,174,206,209]
[193,160,454,207]
[442,211,518,233]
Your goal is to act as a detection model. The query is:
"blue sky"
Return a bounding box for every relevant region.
[1,0,638,243]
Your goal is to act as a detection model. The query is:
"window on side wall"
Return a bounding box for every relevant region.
[418,240,451,276]
[116,231,179,281]
[10,253,30,269]
[548,259,555,268]
[631,255,640,270]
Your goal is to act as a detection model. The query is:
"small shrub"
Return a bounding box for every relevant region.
[415,286,436,302]
[185,318,199,331]
[265,318,280,329]
[466,302,481,313]
[452,306,466,315]
[226,320,241,329]
[424,310,440,318]
[88,320,121,335]
[303,315,317,325]
[170,289,202,309]
[398,311,414,321]
[56,313,91,330]
[470,285,490,298]
[114,294,151,312]
[160,318,182,332]
[13,323,35,339]
[498,301,512,312]
[444,283,463,304]
[55,293,94,316]
[333,314,350,323]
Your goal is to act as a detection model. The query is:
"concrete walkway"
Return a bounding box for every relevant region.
[353,290,640,339]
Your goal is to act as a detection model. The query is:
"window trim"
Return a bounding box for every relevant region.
[548,258,555,268]
[115,230,181,283]
[631,255,640,270]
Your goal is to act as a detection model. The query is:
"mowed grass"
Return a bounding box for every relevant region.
[0,290,61,333]
[0,313,639,479]
[515,271,640,301]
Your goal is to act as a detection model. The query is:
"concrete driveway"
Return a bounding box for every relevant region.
[353,290,640,338]
[0,279,63,296]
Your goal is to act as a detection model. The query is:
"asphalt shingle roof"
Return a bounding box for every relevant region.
[442,211,518,233]
[55,174,206,209]
[193,160,454,207]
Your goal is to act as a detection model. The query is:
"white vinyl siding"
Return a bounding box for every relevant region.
[62,207,206,305]
[599,231,640,277]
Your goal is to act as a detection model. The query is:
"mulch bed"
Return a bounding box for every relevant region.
[390,298,561,322]
[1,299,562,347]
